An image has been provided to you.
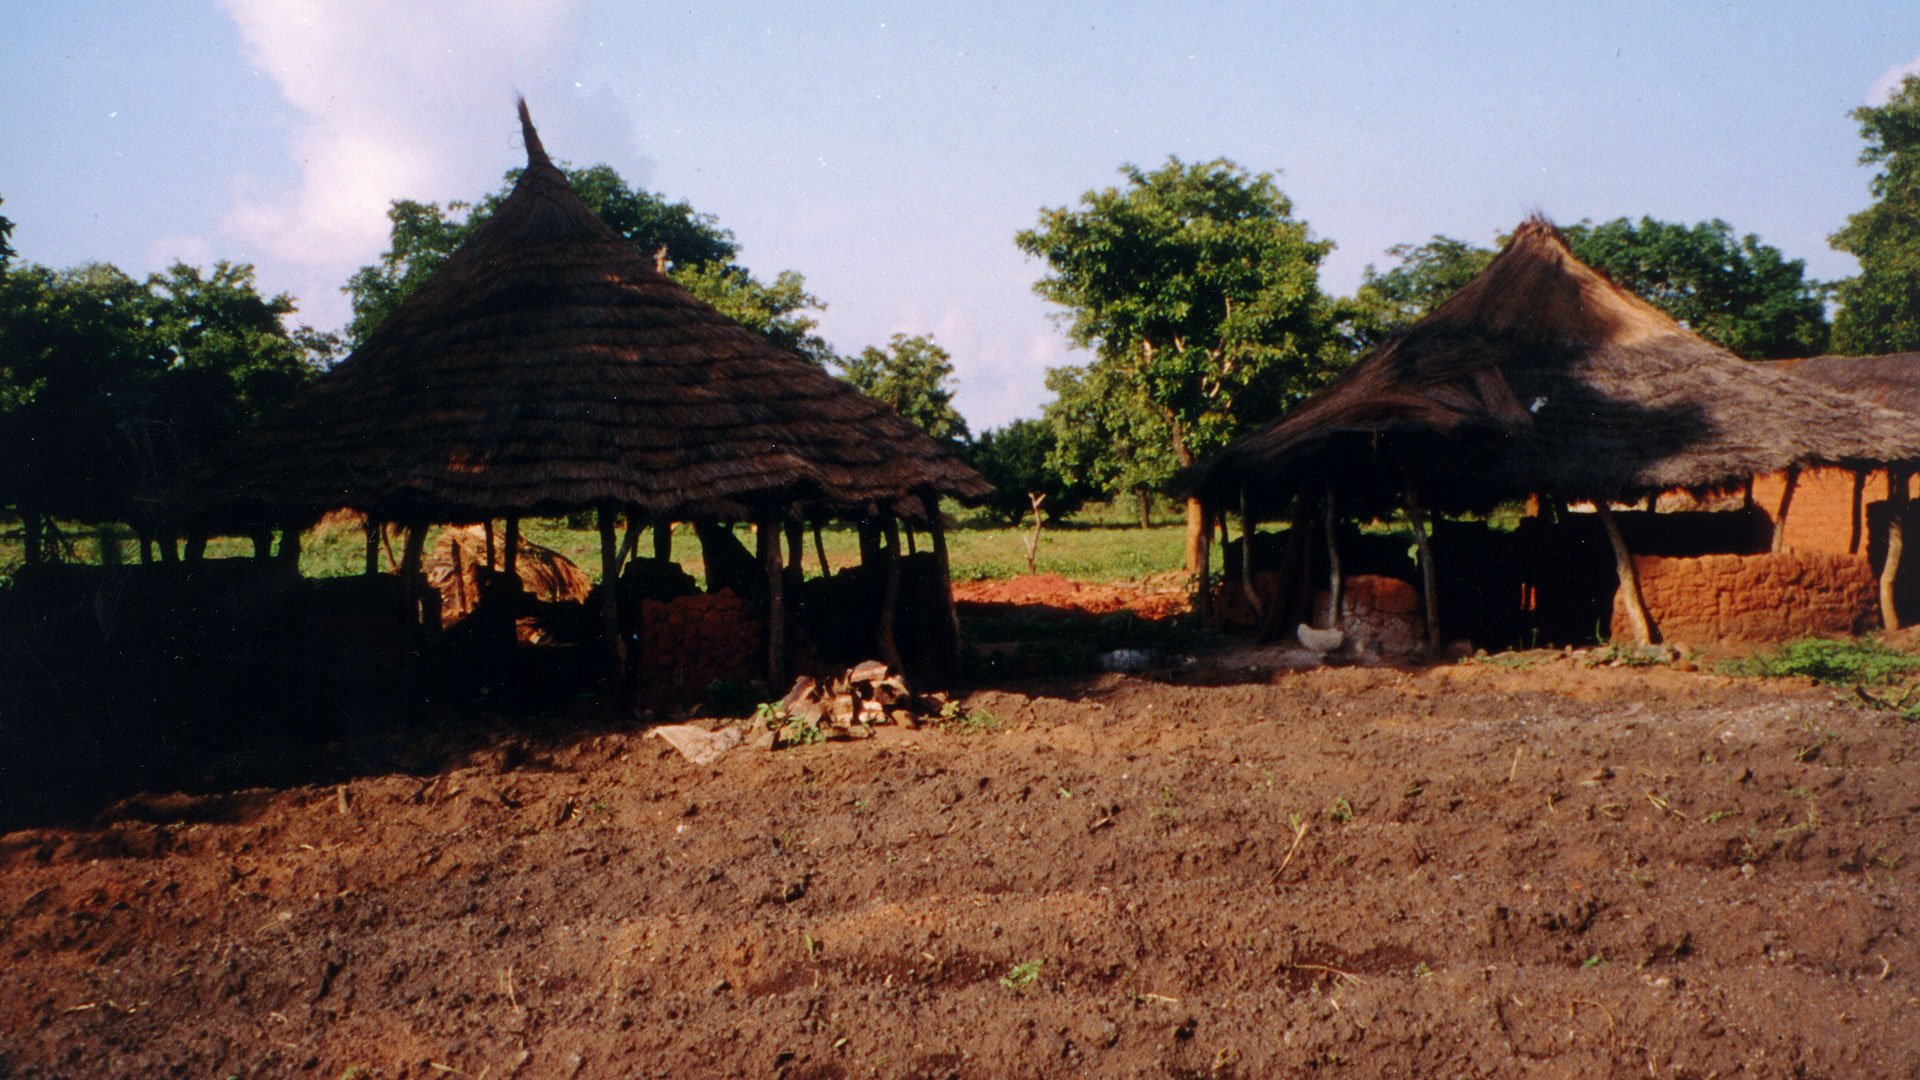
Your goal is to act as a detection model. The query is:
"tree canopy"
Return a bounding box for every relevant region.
[1831,74,1920,354]
[963,418,1092,524]
[833,333,968,444]
[344,163,833,362]
[1353,235,1496,345]
[1015,157,1345,477]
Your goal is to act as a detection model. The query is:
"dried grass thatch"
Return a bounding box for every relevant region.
[1180,218,1920,517]
[175,101,986,532]
[424,524,592,627]
[1772,353,1920,416]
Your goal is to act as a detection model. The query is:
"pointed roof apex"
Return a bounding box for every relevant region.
[517,97,551,169]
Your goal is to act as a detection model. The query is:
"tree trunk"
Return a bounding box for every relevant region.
[1136,489,1151,529]
[1598,503,1655,647]
[1882,467,1907,631]
[1184,497,1208,573]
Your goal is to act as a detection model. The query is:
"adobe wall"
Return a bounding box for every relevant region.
[633,591,765,708]
[1748,466,1913,556]
[1609,551,1877,644]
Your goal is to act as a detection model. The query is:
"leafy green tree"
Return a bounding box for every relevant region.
[1354,235,1496,343]
[0,196,14,267]
[834,333,969,443]
[1016,157,1345,565]
[1831,74,1920,353]
[344,164,831,361]
[1564,218,1829,359]
[1016,157,1343,470]
[1042,362,1176,526]
[964,419,1091,524]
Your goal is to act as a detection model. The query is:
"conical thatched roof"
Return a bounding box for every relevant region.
[177,102,987,531]
[1773,353,1920,415]
[1180,218,1920,517]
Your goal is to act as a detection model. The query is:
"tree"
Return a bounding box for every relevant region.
[1015,156,1346,565]
[1831,74,1920,354]
[1042,362,1176,526]
[344,164,832,361]
[1564,218,1829,359]
[0,195,14,267]
[834,333,969,443]
[964,419,1091,524]
[1353,235,1496,344]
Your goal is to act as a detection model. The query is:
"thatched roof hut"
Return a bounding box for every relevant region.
[177,102,985,533]
[1178,218,1920,648]
[173,102,987,688]
[1181,218,1920,519]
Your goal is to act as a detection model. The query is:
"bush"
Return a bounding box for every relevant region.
[1723,638,1920,685]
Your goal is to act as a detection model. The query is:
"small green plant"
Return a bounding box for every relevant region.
[1327,797,1354,824]
[1411,962,1432,978]
[1579,954,1606,970]
[1702,810,1736,824]
[999,958,1044,991]
[945,707,1000,733]
[1724,637,1920,686]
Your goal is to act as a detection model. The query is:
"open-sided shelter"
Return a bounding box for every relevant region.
[1178,218,1920,649]
[174,102,988,690]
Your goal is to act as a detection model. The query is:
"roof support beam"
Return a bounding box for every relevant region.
[1395,451,1440,652]
[599,505,627,697]
[763,509,789,691]
[1772,465,1801,553]
[1598,503,1655,647]
[1323,481,1343,630]
[1882,467,1908,632]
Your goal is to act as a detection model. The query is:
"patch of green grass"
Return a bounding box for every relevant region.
[998,958,1044,992]
[1723,637,1920,686]
[1327,797,1355,824]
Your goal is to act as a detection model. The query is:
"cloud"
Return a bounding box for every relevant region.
[1868,53,1920,104]
[213,0,626,326]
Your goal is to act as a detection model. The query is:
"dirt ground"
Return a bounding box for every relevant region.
[3,647,1919,1079]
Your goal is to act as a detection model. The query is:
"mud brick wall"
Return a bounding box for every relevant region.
[1609,551,1877,644]
[633,591,764,706]
[1750,466,1910,556]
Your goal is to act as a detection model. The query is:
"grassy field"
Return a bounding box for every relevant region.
[0,502,1198,585]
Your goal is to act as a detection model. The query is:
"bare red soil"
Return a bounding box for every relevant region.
[954,573,1191,620]
[4,654,1918,1079]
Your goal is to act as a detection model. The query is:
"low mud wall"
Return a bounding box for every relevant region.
[1609,550,1877,644]
[632,592,765,707]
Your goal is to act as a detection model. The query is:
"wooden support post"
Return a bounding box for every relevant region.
[136,528,153,565]
[1395,454,1440,651]
[928,497,961,679]
[1851,470,1868,555]
[1194,503,1213,623]
[1882,466,1907,632]
[21,508,42,567]
[654,520,672,562]
[277,526,301,567]
[251,529,273,561]
[484,520,496,569]
[1323,481,1343,628]
[399,523,429,628]
[504,517,520,577]
[763,510,788,689]
[785,518,805,582]
[185,533,207,562]
[1598,503,1655,646]
[1772,465,1801,553]
[877,516,903,670]
[159,527,178,564]
[599,506,627,693]
[857,517,883,568]
[1239,486,1263,619]
[813,521,831,577]
[364,517,380,576]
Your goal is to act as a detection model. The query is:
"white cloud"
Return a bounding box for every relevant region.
[212,0,621,327]
[1868,53,1920,104]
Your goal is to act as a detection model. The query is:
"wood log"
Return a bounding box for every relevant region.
[1598,503,1655,646]
[1882,467,1908,632]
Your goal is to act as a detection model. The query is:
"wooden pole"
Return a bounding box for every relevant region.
[763,509,788,689]
[484,520,496,569]
[599,506,627,692]
[877,516,903,669]
[1238,486,1263,619]
[1772,465,1801,553]
[928,497,961,679]
[365,516,380,576]
[399,523,429,629]
[1323,480,1343,629]
[504,517,520,577]
[654,520,672,562]
[277,526,301,567]
[1597,503,1655,646]
[1395,453,1440,651]
[251,529,272,561]
[785,518,805,584]
[1851,470,1868,555]
[21,507,42,568]
[1194,503,1213,624]
[813,521,831,577]
[1882,466,1908,631]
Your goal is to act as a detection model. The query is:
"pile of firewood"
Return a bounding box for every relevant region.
[766,661,953,742]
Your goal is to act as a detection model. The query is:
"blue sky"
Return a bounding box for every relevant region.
[4,1,1918,429]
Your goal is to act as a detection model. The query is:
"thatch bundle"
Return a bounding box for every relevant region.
[1180,219,1920,517]
[174,101,985,533]
[423,524,592,627]
[1772,353,1920,416]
